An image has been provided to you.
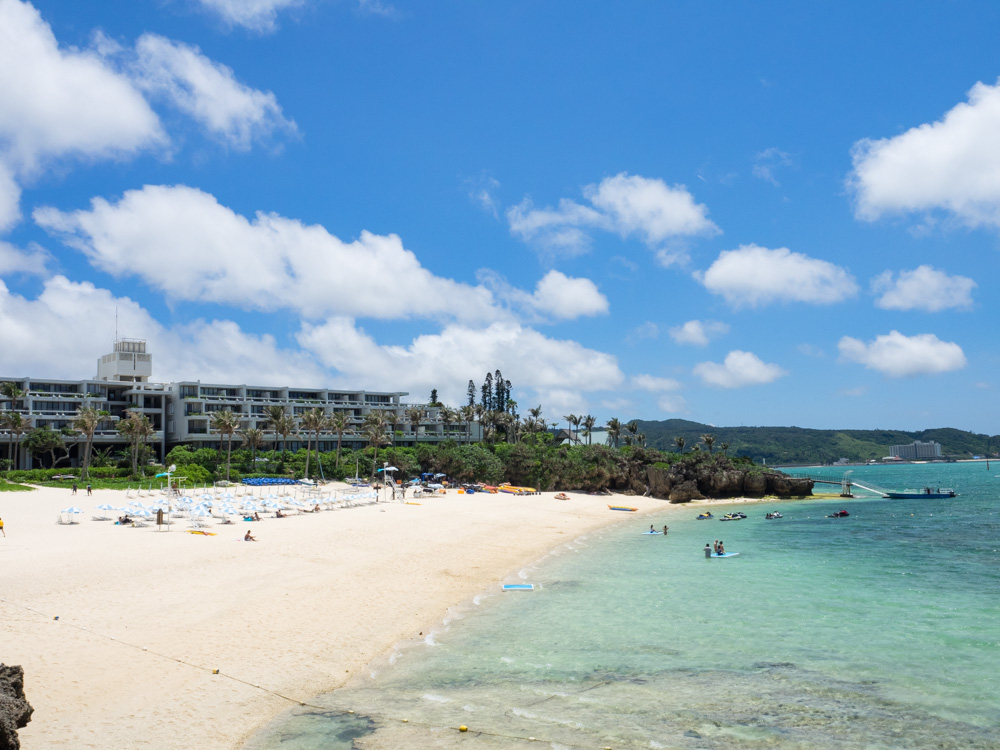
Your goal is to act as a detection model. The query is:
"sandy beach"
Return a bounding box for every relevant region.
[1,483,694,749]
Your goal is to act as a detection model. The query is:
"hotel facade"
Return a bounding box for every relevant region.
[1,340,472,470]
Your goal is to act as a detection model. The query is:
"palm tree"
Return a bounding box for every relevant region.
[362,410,391,479]
[461,405,475,444]
[273,413,296,460]
[1,382,26,471]
[210,409,241,482]
[625,421,639,446]
[406,407,424,444]
[582,414,596,445]
[605,418,622,449]
[719,441,730,456]
[241,427,265,471]
[701,434,716,454]
[328,412,351,469]
[563,414,578,444]
[265,405,287,453]
[72,405,110,480]
[674,436,686,453]
[299,408,329,480]
[118,410,154,476]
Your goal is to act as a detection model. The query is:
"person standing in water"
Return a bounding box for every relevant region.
[704,543,711,558]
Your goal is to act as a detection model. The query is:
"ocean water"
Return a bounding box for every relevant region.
[247,462,1000,749]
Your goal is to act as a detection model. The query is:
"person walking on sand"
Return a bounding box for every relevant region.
[86,483,92,496]
[72,483,78,495]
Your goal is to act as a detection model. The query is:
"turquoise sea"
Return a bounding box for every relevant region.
[247,462,999,749]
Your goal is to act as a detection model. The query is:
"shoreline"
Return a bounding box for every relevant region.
[3,483,693,749]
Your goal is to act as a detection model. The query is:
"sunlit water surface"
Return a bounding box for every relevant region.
[247,462,999,749]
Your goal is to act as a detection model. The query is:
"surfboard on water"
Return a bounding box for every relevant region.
[502,584,535,591]
[710,552,739,558]
[641,531,663,534]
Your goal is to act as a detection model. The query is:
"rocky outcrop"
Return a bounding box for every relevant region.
[0,665,33,750]
[645,461,813,503]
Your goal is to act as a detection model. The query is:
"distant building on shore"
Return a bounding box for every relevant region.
[889,440,942,460]
[1,339,475,470]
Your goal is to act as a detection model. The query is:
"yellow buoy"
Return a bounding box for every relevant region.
[459,725,468,732]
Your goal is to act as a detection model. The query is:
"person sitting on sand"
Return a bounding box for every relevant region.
[275,509,285,518]
[312,504,321,513]
[253,512,261,521]
[244,530,257,541]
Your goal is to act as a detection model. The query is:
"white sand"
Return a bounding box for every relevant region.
[1,483,682,748]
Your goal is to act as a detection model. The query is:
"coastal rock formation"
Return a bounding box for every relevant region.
[0,665,33,750]
[644,460,813,503]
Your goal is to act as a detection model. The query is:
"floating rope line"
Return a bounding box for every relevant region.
[3,597,618,748]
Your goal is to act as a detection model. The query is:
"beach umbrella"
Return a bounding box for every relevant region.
[96,504,116,511]
[377,466,399,473]
[61,506,84,514]
[130,508,153,518]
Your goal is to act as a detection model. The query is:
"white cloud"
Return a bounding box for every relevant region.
[133,34,297,150]
[508,172,718,257]
[693,350,787,388]
[466,173,501,218]
[0,275,325,384]
[528,270,608,320]
[0,162,22,232]
[0,1,164,172]
[34,184,500,322]
[0,0,164,225]
[669,319,729,347]
[0,241,49,275]
[631,374,682,392]
[838,330,967,377]
[850,78,1000,229]
[697,244,858,307]
[297,318,625,407]
[194,0,304,32]
[871,265,976,311]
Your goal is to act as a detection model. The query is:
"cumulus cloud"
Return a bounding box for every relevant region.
[0,241,49,275]
[133,34,297,149]
[193,0,304,32]
[527,270,608,320]
[34,184,500,322]
[0,0,165,173]
[697,244,858,307]
[0,275,326,384]
[507,172,718,259]
[297,318,625,407]
[693,350,787,388]
[631,374,682,392]
[850,78,1000,229]
[837,330,967,377]
[871,265,976,311]
[669,319,729,347]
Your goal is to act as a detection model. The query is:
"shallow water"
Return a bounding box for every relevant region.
[248,462,1000,749]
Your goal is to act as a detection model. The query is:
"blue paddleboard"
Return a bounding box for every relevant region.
[710,552,740,558]
[642,531,663,534]
[502,584,535,591]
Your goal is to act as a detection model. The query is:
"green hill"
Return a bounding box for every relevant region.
[632,420,1000,465]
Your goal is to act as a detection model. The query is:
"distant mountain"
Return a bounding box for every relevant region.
[631,419,1000,465]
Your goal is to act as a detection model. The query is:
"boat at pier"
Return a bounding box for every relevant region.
[883,487,956,499]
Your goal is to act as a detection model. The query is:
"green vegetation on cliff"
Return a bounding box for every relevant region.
[634,420,1000,465]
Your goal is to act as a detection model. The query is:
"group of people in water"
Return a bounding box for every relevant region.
[649,524,668,534]
[704,540,726,557]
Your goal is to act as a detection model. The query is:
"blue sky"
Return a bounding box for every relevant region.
[2,0,999,433]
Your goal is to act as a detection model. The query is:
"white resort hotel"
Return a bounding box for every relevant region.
[1,339,468,470]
